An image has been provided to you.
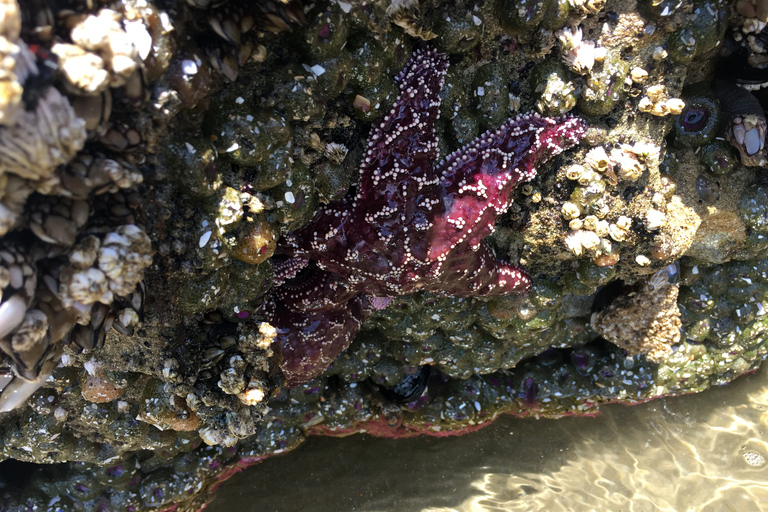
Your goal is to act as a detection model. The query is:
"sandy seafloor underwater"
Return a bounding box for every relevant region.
[208,364,768,512]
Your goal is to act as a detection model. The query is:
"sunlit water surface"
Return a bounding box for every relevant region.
[209,365,768,512]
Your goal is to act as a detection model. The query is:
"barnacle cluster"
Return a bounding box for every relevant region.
[559,141,677,271]
[0,0,158,414]
[591,263,682,362]
[638,83,686,116]
[3,0,768,510]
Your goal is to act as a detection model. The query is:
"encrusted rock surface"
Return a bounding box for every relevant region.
[2,0,768,510]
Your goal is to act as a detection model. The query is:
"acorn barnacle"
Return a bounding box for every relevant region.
[712,80,766,166]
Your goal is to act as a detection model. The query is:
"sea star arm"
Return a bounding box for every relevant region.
[264,294,368,387]
[283,48,451,282]
[260,265,367,386]
[437,241,532,296]
[357,47,449,207]
[428,113,587,261]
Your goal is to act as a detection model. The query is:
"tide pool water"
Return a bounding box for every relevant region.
[210,365,768,511]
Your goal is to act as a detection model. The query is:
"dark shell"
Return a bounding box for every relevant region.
[712,80,765,126]
[716,42,768,90]
[379,365,432,403]
[712,80,767,165]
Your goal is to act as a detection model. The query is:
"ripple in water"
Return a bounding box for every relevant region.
[210,365,768,512]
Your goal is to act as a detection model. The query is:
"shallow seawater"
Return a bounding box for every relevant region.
[209,365,768,512]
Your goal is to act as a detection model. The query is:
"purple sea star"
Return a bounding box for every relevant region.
[262,47,587,387]
[261,261,369,386]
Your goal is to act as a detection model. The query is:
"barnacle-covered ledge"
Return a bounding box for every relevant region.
[2,0,768,510]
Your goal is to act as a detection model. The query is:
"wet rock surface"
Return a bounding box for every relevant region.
[2,0,768,510]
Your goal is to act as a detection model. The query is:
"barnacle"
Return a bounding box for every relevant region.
[592,263,681,362]
[0,87,86,181]
[713,80,767,167]
[556,26,605,75]
[638,84,685,117]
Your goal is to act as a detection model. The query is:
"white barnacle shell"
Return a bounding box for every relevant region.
[645,84,668,103]
[583,215,599,232]
[51,43,110,94]
[630,67,649,84]
[636,254,652,266]
[577,168,600,186]
[98,246,122,279]
[98,225,153,296]
[565,164,586,181]
[117,307,140,330]
[664,98,685,115]
[561,201,581,220]
[564,229,601,256]
[645,209,667,230]
[7,308,47,352]
[60,267,112,306]
[598,237,613,255]
[595,219,610,238]
[556,27,604,75]
[68,236,101,269]
[608,222,627,242]
[610,147,644,181]
[584,146,613,173]
[616,215,632,230]
[623,141,660,163]
[70,9,138,86]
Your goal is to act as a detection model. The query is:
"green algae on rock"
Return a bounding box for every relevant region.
[698,139,738,175]
[530,60,578,116]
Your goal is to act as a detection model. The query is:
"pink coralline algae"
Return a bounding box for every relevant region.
[261,47,587,387]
